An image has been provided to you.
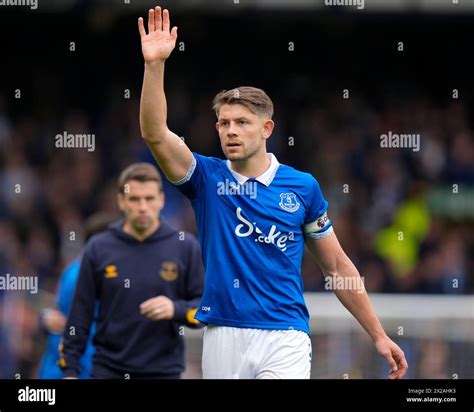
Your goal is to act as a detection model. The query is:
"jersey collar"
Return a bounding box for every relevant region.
[226,153,280,187]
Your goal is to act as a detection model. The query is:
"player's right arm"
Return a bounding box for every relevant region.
[138,7,193,182]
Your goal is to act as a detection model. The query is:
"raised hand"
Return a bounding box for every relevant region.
[138,7,178,64]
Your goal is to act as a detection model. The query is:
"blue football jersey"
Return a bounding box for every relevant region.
[173,153,333,333]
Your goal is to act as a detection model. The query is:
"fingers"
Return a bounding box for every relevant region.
[150,307,165,321]
[386,356,398,379]
[387,350,408,379]
[139,297,156,314]
[395,365,408,379]
[394,352,409,379]
[138,17,146,38]
[141,306,160,318]
[139,296,169,316]
[140,297,156,314]
[162,8,170,32]
[171,26,178,41]
[140,7,171,38]
[148,8,155,33]
[154,6,162,31]
[389,365,407,379]
[146,307,161,320]
[142,304,166,320]
[381,349,399,380]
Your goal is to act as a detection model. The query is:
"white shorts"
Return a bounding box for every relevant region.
[202,324,312,379]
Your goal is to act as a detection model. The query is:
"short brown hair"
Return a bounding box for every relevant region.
[118,163,162,193]
[212,86,274,119]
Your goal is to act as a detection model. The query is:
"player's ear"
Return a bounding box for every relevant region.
[215,122,220,132]
[263,119,275,140]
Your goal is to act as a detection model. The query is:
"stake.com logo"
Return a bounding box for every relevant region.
[234,207,293,252]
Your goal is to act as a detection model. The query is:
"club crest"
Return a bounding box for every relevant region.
[160,261,178,281]
[279,193,300,213]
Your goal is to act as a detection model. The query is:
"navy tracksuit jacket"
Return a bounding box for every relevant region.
[60,220,204,378]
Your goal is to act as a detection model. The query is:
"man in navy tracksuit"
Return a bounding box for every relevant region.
[60,163,204,379]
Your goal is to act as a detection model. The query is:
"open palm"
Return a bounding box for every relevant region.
[138,7,178,63]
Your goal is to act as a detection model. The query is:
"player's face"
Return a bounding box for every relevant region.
[118,180,164,233]
[216,104,273,162]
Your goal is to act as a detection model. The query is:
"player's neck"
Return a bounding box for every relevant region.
[230,151,271,178]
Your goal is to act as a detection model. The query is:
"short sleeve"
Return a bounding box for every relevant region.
[169,153,207,200]
[303,177,333,239]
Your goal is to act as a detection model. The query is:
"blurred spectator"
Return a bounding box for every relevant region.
[37,212,118,379]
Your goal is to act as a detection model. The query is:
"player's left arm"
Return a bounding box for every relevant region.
[305,232,408,379]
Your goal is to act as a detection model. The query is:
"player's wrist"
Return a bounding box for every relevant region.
[144,59,166,68]
[372,330,389,344]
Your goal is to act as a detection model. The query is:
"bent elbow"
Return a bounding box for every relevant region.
[140,129,167,144]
